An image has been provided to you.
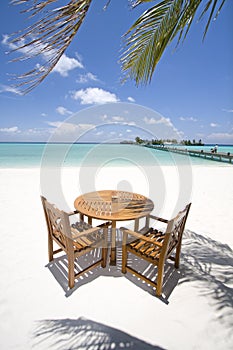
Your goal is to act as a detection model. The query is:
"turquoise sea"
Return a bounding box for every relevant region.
[0,143,233,168]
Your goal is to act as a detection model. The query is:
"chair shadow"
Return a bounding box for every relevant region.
[32,317,166,350]
[46,244,180,303]
[46,249,123,298]
[46,228,233,317]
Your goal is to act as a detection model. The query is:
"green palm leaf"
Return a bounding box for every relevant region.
[8,0,226,92]
[121,0,226,85]
[10,0,93,93]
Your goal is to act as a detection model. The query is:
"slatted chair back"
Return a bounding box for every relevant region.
[122,203,191,296]
[159,203,191,267]
[45,199,71,249]
[41,196,109,289]
[41,195,52,235]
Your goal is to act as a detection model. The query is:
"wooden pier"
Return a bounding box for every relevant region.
[145,145,233,164]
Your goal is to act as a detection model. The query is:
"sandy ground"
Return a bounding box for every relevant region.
[0,165,233,350]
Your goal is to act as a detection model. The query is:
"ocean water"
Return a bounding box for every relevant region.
[0,143,233,168]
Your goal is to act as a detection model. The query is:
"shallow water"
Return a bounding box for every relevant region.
[0,142,232,168]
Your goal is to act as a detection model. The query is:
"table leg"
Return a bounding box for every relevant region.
[109,220,116,265]
[88,216,92,225]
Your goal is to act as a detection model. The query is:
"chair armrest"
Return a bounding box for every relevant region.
[71,226,101,239]
[97,221,111,228]
[148,214,168,223]
[71,220,110,239]
[68,210,79,216]
[120,227,163,247]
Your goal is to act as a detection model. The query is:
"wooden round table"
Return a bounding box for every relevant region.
[74,190,154,265]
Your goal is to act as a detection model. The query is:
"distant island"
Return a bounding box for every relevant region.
[121,137,204,146]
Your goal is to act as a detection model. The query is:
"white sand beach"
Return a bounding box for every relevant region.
[0,165,233,350]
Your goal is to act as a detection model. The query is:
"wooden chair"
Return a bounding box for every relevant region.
[121,203,191,296]
[41,196,110,289]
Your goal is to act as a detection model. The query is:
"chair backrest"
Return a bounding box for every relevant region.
[161,203,191,260]
[41,196,71,249]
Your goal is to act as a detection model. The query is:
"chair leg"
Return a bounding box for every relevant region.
[156,263,165,297]
[68,267,75,289]
[122,244,127,274]
[67,252,75,289]
[101,247,107,268]
[101,226,108,268]
[48,234,54,262]
[175,241,182,268]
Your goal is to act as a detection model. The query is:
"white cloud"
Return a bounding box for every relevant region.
[56,106,73,116]
[127,121,136,126]
[2,34,10,46]
[2,34,47,59]
[206,132,233,143]
[41,113,47,117]
[47,121,62,128]
[52,54,83,77]
[222,108,233,113]
[127,96,135,103]
[143,117,156,125]
[143,116,173,127]
[100,114,108,121]
[2,34,83,78]
[23,127,52,136]
[159,117,173,127]
[196,133,205,138]
[71,87,119,105]
[46,121,94,135]
[0,126,19,133]
[210,123,219,128]
[112,116,125,122]
[76,72,98,83]
[143,116,183,139]
[2,34,25,52]
[180,116,197,122]
[0,84,22,95]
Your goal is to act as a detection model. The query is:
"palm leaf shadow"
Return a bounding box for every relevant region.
[119,229,233,317]
[32,317,166,350]
[179,230,233,328]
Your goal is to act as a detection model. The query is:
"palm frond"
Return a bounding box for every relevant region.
[121,0,226,85]
[9,0,93,94]
[129,0,156,8]
[199,0,226,40]
[8,0,226,92]
[121,0,184,85]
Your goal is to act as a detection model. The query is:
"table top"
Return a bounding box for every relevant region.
[74,190,154,221]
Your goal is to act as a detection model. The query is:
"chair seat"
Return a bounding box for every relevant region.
[41,195,109,289]
[128,229,165,260]
[71,222,104,252]
[72,221,92,232]
[122,203,191,296]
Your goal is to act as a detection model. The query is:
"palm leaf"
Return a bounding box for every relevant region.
[121,0,226,85]
[199,0,226,40]
[9,0,226,92]
[129,0,156,7]
[9,0,93,94]
[121,0,184,85]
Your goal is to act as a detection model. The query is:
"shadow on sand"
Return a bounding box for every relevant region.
[179,229,233,329]
[46,229,233,317]
[32,317,166,350]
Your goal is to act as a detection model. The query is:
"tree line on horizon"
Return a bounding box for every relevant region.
[133,137,204,146]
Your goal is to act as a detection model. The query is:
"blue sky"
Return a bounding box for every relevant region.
[0,0,232,144]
